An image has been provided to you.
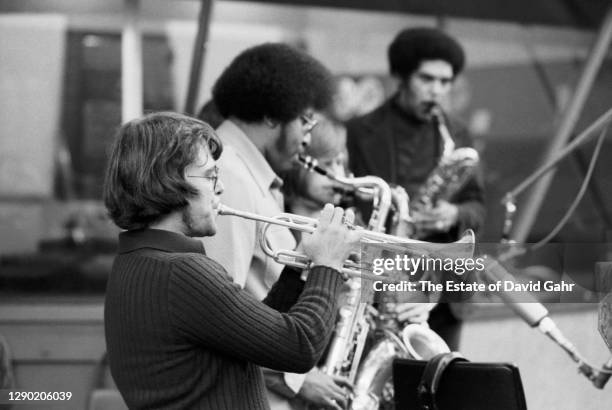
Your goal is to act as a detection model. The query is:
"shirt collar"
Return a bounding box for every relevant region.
[118,229,205,254]
[216,119,281,194]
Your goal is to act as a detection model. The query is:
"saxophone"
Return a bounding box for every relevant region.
[321,278,371,384]
[410,105,480,217]
[350,324,449,410]
[297,154,465,409]
[298,154,393,234]
[317,172,393,385]
[350,237,473,410]
[347,106,478,408]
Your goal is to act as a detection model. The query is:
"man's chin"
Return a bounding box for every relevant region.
[199,225,216,237]
[279,159,296,173]
[415,110,432,122]
[186,225,216,238]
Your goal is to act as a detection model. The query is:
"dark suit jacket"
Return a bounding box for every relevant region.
[346,97,485,243]
[346,97,484,345]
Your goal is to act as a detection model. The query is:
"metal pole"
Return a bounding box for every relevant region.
[184,0,214,115]
[121,0,143,122]
[504,106,612,202]
[511,6,612,242]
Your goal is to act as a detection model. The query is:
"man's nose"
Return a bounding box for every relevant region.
[430,80,447,97]
[331,162,346,177]
[300,132,312,150]
[215,179,224,195]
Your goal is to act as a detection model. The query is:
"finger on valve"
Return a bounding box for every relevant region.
[303,206,357,272]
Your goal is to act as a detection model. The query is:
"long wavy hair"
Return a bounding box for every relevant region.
[103,112,222,230]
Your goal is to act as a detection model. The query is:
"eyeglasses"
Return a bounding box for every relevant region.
[300,113,318,134]
[186,166,219,191]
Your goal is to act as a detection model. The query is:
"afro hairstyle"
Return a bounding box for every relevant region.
[388,27,466,79]
[212,43,334,124]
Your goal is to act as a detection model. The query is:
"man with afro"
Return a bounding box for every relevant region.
[200,43,351,410]
[346,27,485,350]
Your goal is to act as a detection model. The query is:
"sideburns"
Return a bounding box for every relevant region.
[275,124,290,152]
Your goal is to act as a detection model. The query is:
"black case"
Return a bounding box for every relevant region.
[393,358,528,410]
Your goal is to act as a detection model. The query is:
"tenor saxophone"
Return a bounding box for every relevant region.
[298,152,467,409]
[321,279,371,384]
[320,174,393,384]
[348,107,478,409]
[316,174,460,410]
[410,105,480,216]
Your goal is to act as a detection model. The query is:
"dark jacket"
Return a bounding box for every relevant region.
[346,96,485,243]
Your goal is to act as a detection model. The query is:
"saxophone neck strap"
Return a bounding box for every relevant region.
[417,352,468,410]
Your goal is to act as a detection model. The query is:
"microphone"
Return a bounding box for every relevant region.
[593,358,612,389]
[481,258,550,326]
[498,106,612,243]
[481,257,607,387]
[594,292,612,388]
[501,196,517,243]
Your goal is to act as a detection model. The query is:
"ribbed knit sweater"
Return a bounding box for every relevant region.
[104,229,344,410]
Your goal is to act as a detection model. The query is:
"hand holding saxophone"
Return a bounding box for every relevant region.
[412,200,459,236]
[389,186,412,237]
[299,368,353,410]
[301,204,362,273]
[388,302,437,324]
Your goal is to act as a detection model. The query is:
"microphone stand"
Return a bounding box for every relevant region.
[480,257,612,388]
[501,106,612,242]
[496,106,612,388]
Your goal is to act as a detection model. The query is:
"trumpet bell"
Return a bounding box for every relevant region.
[218,204,477,281]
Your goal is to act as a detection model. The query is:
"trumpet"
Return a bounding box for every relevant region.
[217,204,476,281]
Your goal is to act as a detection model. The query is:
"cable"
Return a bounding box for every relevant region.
[530,123,609,251]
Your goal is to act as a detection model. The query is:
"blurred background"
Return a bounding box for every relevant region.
[0,1,611,409]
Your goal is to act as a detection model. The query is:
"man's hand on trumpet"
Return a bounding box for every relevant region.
[302,204,362,273]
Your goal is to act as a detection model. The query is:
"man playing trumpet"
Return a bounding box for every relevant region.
[103,112,361,410]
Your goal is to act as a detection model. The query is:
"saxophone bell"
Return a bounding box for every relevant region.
[401,323,450,360]
[350,323,451,410]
